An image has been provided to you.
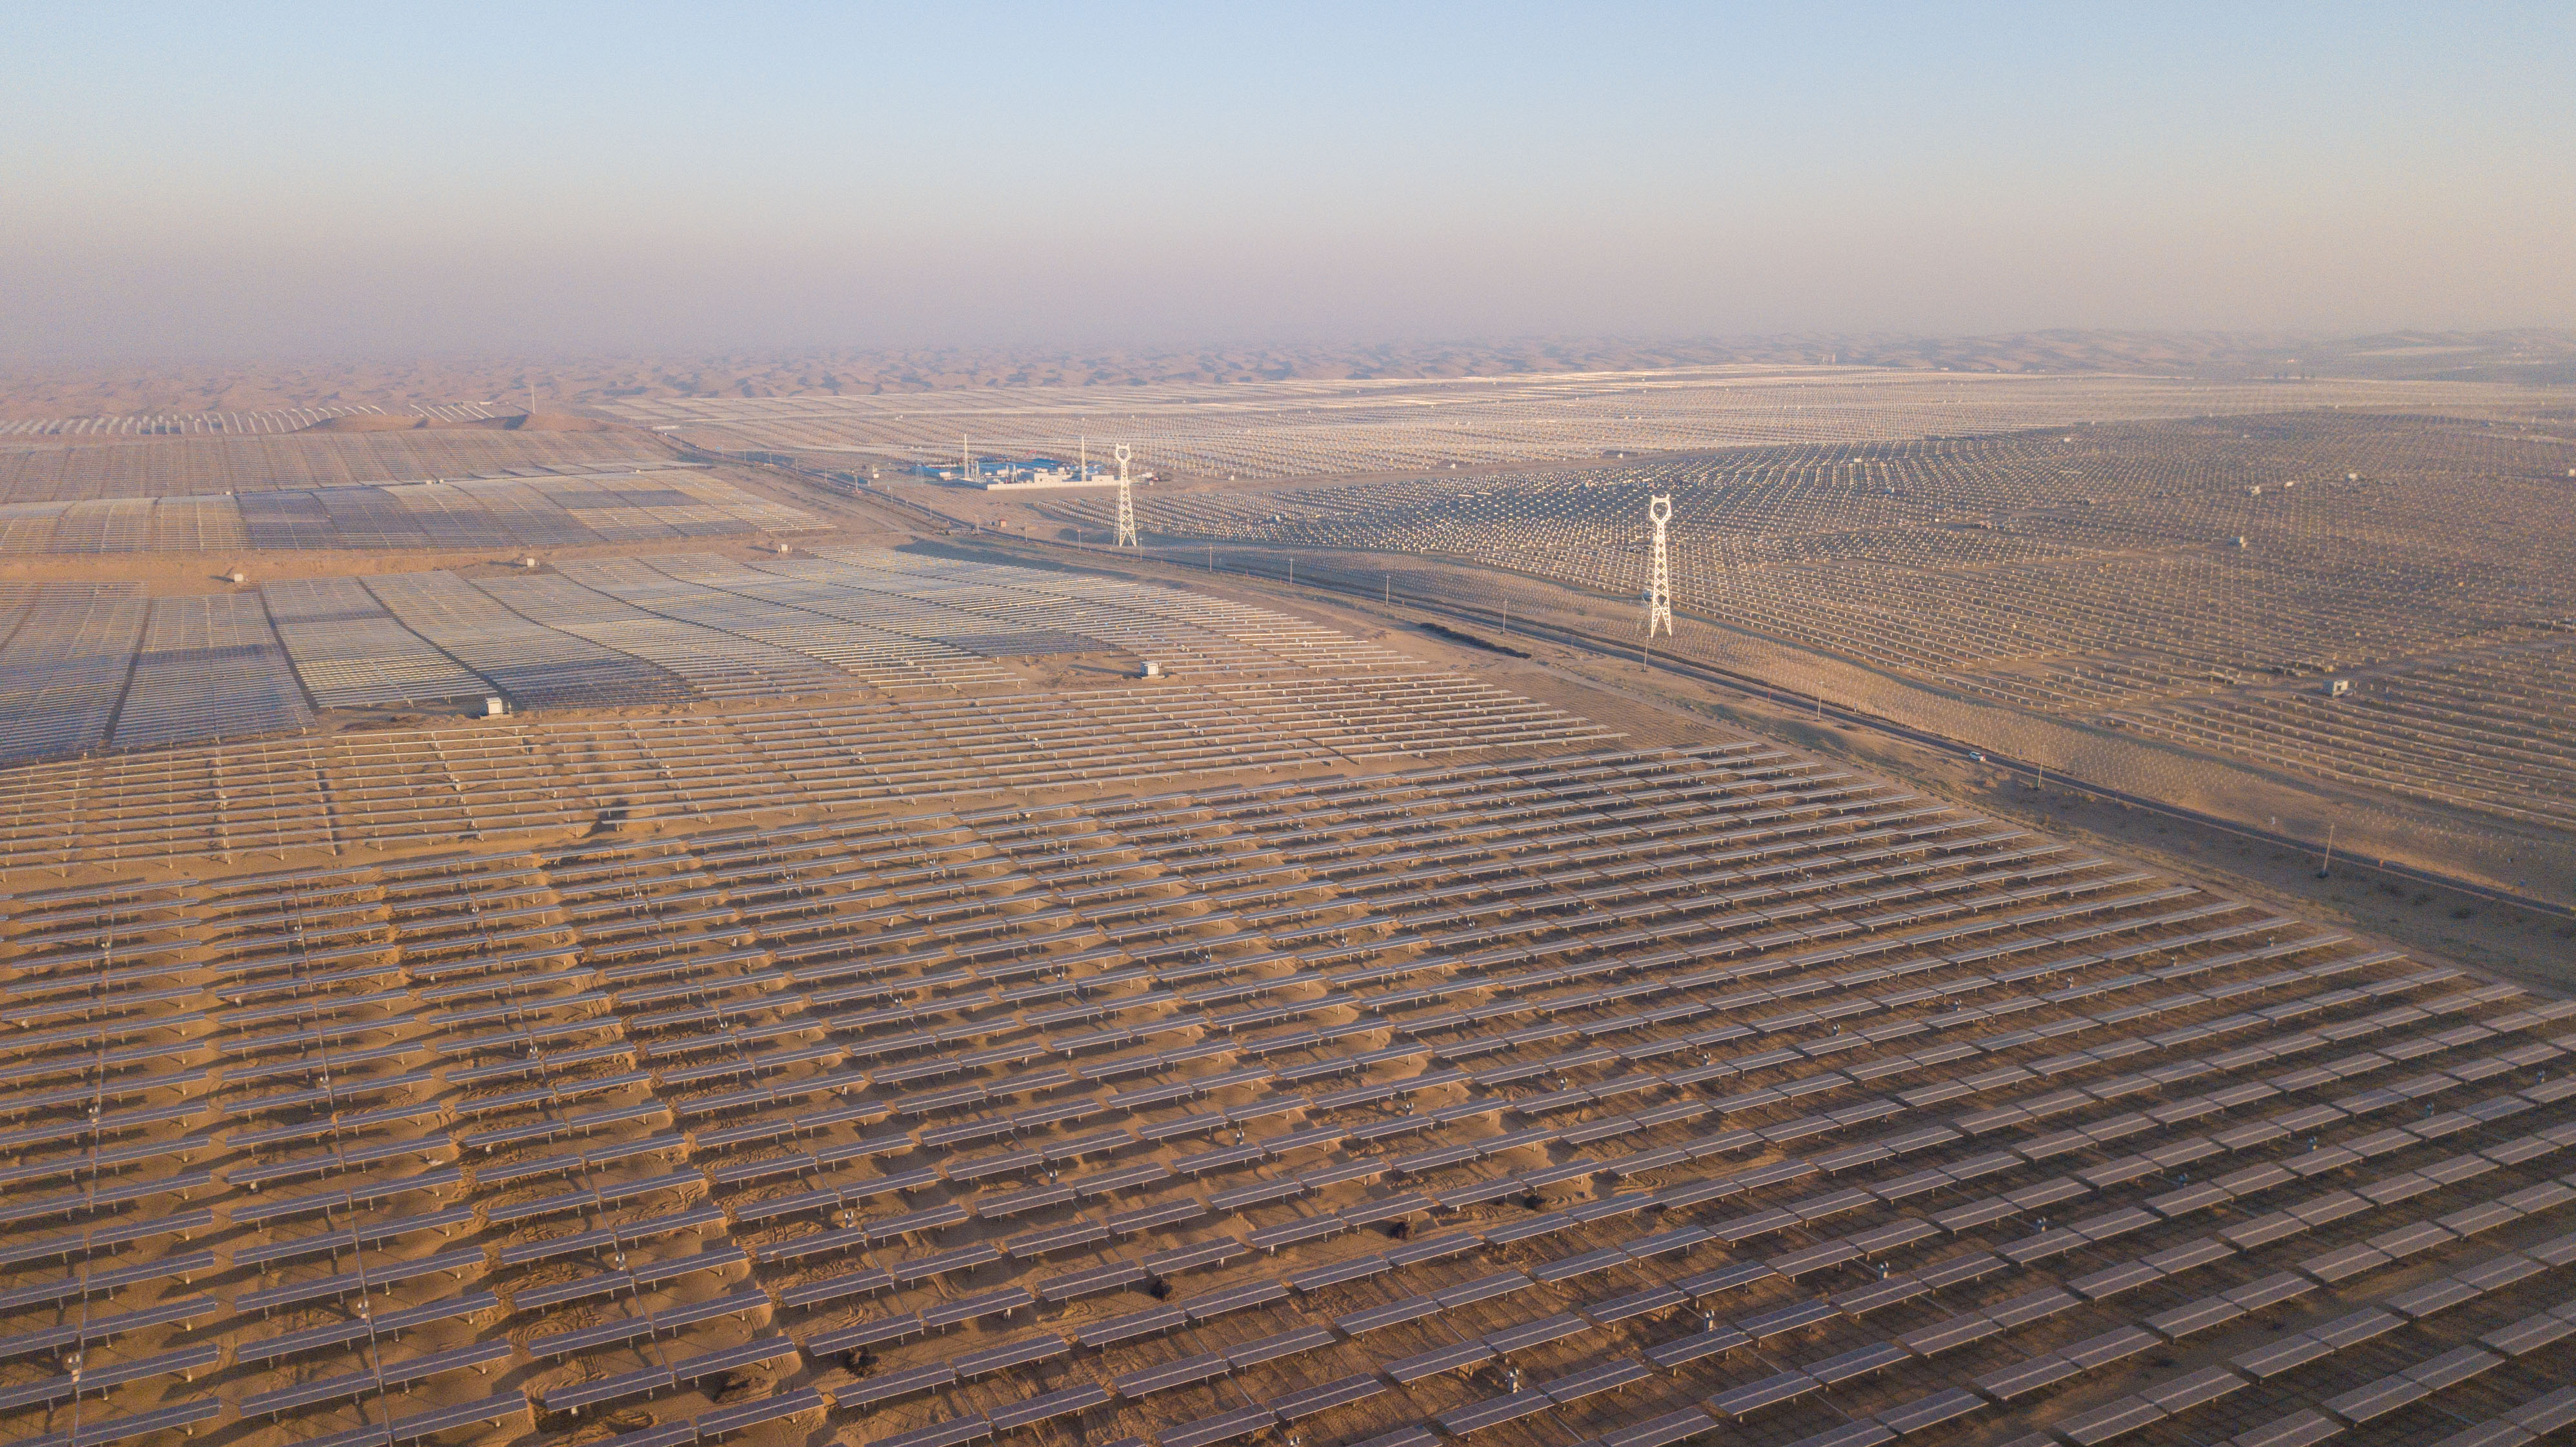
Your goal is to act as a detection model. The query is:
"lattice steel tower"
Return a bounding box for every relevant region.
[1107,443,1138,543]
[1114,445,1139,548]
[1644,494,1674,636]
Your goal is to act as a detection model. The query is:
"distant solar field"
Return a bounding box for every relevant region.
[0,468,818,553]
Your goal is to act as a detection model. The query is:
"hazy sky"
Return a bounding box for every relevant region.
[3,2,2571,361]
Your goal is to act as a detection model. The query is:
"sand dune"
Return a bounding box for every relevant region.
[7,330,2571,423]
[295,410,615,434]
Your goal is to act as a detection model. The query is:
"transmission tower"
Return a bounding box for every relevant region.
[1114,444,1139,548]
[1644,494,1674,637]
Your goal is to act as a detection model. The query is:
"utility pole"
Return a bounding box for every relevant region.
[2317,823,2337,878]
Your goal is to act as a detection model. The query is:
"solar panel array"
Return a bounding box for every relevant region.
[1095,420,2576,688]
[596,368,2557,481]
[108,595,313,751]
[0,673,1615,873]
[0,550,1442,768]
[0,585,151,767]
[361,572,699,713]
[0,471,816,553]
[1,732,2564,1447]
[467,574,858,702]
[263,579,496,710]
[0,440,710,507]
[1098,412,2576,842]
[0,403,499,438]
[2116,638,2576,832]
[577,556,1013,691]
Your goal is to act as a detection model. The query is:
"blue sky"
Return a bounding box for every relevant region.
[3,2,2570,359]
